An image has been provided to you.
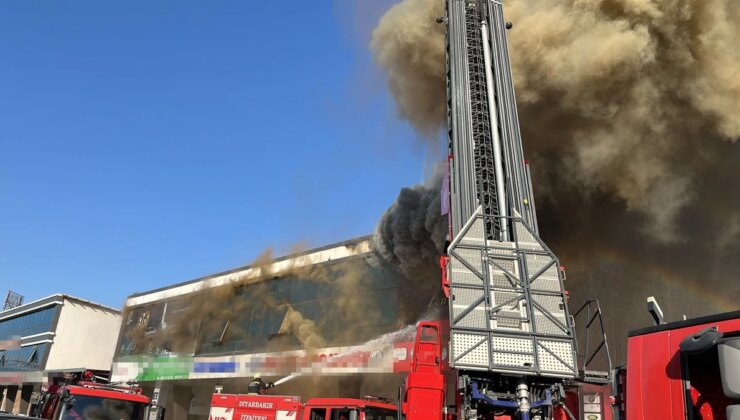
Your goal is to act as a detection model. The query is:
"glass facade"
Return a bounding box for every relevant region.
[117,257,409,358]
[0,306,56,340]
[0,306,57,371]
[0,343,49,371]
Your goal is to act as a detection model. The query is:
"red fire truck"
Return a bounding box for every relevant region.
[209,393,398,420]
[398,309,740,419]
[620,309,740,420]
[208,308,740,419]
[215,0,740,414]
[29,370,157,420]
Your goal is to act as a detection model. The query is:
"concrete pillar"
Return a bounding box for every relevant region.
[17,385,32,415]
[147,381,168,420]
[2,385,18,414]
[154,382,174,420]
[167,385,191,420]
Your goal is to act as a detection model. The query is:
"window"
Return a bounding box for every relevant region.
[27,346,37,364]
[0,344,46,371]
[310,408,327,420]
[116,257,410,358]
[420,325,439,342]
[330,408,359,420]
[682,346,733,418]
[0,306,57,341]
[217,320,230,343]
[364,407,397,420]
[59,395,147,420]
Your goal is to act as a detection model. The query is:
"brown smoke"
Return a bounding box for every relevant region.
[370,0,447,137]
[280,307,327,349]
[122,241,435,358]
[371,0,740,361]
[372,0,739,241]
[123,248,333,356]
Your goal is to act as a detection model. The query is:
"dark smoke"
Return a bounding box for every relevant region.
[372,164,449,320]
[371,0,740,361]
[373,164,447,280]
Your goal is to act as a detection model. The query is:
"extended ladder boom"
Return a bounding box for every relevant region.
[442,2,577,415]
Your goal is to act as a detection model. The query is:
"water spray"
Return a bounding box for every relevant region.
[268,324,419,387]
[273,372,301,386]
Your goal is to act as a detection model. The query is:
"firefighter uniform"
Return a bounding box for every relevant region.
[247,374,274,395]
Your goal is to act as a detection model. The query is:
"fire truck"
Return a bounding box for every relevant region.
[28,370,159,420]
[435,0,616,415]
[209,393,398,420]
[620,308,740,420]
[421,0,740,419]
[211,0,739,418]
[400,308,740,419]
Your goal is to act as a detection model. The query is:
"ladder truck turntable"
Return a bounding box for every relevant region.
[210,1,740,419]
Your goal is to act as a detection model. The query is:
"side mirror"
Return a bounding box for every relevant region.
[679,327,723,355]
[61,388,75,409]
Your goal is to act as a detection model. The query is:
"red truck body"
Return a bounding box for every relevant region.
[624,310,740,420]
[32,371,152,420]
[401,322,616,420]
[209,309,740,420]
[209,393,398,420]
[400,322,446,420]
[400,310,740,419]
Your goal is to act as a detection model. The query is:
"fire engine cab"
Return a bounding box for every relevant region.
[209,393,398,420]
[29,370,155,420]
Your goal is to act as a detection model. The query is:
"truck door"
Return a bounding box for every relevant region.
[35,393,58,419]
[680,331,737,420]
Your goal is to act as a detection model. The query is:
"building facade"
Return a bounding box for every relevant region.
[111,237,430,420]
[0,294,121,415]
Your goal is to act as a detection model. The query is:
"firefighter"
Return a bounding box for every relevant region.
[247,373,274,395]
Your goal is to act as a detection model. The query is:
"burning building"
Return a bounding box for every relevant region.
[111,236,431,420]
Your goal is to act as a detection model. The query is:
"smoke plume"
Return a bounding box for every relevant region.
[373,164,447,280]
[370,0,740,360]
[122,241,434,358]
[280,307,327,349]
[372,0,739,241]
[371,0,447,137]
[372,164,449,319]
[122,248,333,356]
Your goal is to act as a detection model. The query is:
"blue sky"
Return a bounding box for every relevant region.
[0,1,441,308]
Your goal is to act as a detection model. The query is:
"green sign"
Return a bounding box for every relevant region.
[130,356,193,381]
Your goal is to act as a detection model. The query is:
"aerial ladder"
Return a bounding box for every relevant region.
[439,0,578,418]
